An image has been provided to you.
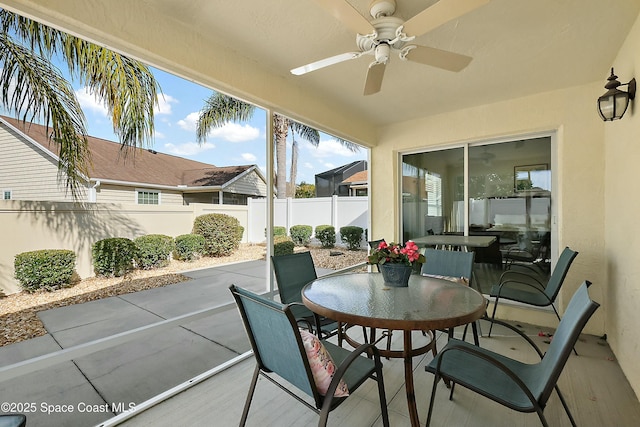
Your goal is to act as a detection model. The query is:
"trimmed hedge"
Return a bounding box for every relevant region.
[92,237,137,277]
[14,249,77,292]
[134,234,175,269]
[315,225,335,248]
[340,226,364,250]
[193,213,242,257]
[290,225,312,246]
[174,234,206,261]
[273,235,295,256]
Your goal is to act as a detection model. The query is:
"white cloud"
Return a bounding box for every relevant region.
[176,115,259,143]
[209,122,259,142]
[303,162,314,169]
[241,153,257,162]
[154,130,165,139]
[76,87,109,117]
[156,94,177,115]
[177,112,200,132]
[162,141,215,156]
[323,162,335,169]
[307,138,359,159]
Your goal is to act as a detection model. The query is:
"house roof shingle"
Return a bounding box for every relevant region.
[1,115,254,188]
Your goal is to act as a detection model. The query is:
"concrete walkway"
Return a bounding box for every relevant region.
[0,260,331,427]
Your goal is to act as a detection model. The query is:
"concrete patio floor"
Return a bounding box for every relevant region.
[0,260,315,427]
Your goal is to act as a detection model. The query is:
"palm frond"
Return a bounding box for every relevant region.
[0,33,89,197]
[197,93,255,142]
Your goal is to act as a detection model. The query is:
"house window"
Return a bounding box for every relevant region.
[137,190,160,205]
[3,190,11,200]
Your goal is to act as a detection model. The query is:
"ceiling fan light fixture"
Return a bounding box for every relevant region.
[374,43,391,64]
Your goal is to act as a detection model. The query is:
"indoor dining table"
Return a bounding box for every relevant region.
[302,272,486,427]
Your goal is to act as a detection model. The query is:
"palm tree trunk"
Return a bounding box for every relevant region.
[274,114,289,199]
[288,139,298,198]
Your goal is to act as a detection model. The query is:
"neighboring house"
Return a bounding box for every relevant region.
[314,160,367,197]
[0,116,267,205]
[341,170,368,196]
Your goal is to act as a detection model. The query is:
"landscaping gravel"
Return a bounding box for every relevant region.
[0,244,367,347]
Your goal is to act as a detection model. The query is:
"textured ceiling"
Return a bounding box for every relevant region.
[142,0,640,126]
[3,0,640,130]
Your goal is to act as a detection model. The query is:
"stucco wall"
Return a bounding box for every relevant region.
[373,82,607,337]
[604,12,640,400]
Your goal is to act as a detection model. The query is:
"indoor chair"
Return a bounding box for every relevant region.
[230,285,390,427]
[424,280,598,427]
[488,246,578,338]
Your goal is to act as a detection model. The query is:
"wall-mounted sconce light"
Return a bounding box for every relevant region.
[597,68,636,121]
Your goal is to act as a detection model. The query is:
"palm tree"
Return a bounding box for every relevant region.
[196,92,359,198]
[0,10,160,197]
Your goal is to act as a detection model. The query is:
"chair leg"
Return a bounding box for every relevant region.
[488,296,500,337]
[425,375,440,427]
[375,360,390,427]
[240,364,261,427]
[554,385,578,427]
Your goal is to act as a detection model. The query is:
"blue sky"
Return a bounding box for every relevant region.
[75,67,367,185]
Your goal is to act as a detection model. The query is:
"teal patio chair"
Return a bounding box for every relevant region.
[421,248,479,345]
[425,281,599,427]
[230,285,390,427]
[488,246,578,337]
[0,415,27,427]
[271,252,339,338]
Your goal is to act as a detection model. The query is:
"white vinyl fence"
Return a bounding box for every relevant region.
[248,195,369,244]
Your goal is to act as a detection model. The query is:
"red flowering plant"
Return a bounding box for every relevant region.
[367,240,425,267]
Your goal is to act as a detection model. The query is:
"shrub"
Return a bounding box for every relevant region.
[265,226,287,238]
[134,234,175,269]
[193,213,242,257]
[14,249,76,292]
[340,226,364,250]
[315,225,335,248]
[273,235,295,256]
[92,237,137,277]
[174,234,206,261]
[290,225,312,246]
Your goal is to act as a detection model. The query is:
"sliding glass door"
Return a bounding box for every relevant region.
[402,136,553,292]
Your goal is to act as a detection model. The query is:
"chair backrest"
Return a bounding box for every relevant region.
[368,239,385,249]
[271,252,318,305]
[537,281,599,405]
[420,248,475,283]
[229,285,318,401]
[544,247,578,301]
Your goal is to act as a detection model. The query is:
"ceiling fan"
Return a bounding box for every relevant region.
[291,0,490,95]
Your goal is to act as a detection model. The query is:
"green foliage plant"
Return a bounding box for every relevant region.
[315,225,336,248]
[290,225,312,246]
[92,237,138,277]
[340,226,364,250]
[174,234,206,261]
[193,213,242,257]
[14,249,76,292]
[273,235,295,256]
[134,234,175,269]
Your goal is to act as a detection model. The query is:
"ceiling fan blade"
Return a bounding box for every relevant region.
[314,0,375,35]
[403,0,490,37]
[363,62,386,96]
[291,51,361,75]
[404,45,472,72]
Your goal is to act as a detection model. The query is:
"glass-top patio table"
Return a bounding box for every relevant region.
[302,272,486,427]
